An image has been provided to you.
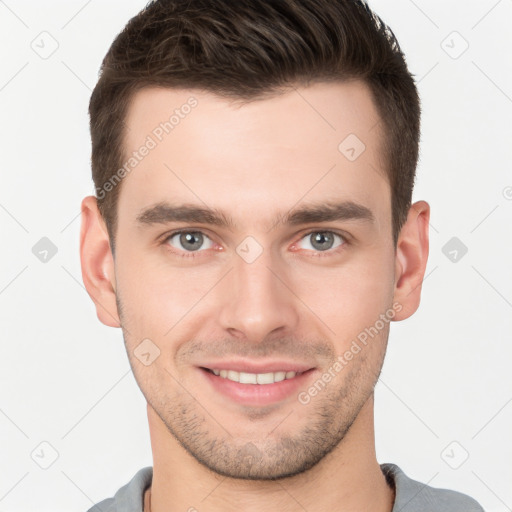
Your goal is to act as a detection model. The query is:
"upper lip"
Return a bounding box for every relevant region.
[199,360,316,374]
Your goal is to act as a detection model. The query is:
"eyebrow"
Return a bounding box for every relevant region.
[135,200,375,230]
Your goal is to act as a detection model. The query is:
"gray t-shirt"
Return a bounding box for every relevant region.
[87,463,484,511]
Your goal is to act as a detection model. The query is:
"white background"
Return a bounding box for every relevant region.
[0,1,511,511]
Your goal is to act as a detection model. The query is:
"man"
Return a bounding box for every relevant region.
[80,0,484,510]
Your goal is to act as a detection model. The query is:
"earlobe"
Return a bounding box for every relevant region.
[79,195,121,328]
[392,200,430,321]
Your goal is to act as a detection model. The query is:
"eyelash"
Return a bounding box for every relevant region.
[160,229,350,259]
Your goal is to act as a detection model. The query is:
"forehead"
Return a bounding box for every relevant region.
[119,81,389,232]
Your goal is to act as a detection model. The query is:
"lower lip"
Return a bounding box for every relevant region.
[198,367,315,406]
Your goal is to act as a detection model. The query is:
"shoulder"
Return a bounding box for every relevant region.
[86,466,153,512]
[381,463,485,512]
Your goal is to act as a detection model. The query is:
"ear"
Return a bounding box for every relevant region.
[79,195,121,328]
[392,200,430,321]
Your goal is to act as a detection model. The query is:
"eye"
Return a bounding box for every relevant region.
[164,231,215,252]
[295,231,346,253]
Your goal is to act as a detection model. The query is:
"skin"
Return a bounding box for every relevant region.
[80,80,429,512]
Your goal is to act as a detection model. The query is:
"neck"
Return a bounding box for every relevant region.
[145,395,394,512]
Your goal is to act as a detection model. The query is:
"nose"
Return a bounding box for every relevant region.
[217,247,300,342]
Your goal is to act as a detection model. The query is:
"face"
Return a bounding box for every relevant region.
[108,81,400,479]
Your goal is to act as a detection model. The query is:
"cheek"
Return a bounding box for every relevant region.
[290,250,394,338]
[114,249,219,339]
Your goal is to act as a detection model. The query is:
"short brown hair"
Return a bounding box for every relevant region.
[89,0,420,251]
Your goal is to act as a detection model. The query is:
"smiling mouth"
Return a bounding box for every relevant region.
[201,367,310,385]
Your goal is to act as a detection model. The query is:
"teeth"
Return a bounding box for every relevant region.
[210,369,299,384]
[273,371,286,383]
